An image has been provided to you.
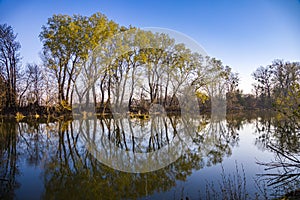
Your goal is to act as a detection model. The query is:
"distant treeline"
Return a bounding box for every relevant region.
[0,13,299,117]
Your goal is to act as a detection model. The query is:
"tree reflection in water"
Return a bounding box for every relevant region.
[0,119,54,198]
[0,115,241,199]
[255,114,300,198]
[0,120,19,199]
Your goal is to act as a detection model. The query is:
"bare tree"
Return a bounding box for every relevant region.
[0,24,21,111]
[252,65,273,108]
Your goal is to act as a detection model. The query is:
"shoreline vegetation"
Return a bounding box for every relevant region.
[1,106,274,124]
[0,100,271,119]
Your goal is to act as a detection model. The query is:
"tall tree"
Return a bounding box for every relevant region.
[223,66,240,110]
[252,60,300,112]
[144,33,175,103]
[0,24,21,111]
[40,13,117,110]
[18,63,44,107]
[272,59,300,98]
[0,73,5,111]
[271,60,300,118]
[252,65,273,108]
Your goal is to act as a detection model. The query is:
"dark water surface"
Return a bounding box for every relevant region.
[1,113,299,199]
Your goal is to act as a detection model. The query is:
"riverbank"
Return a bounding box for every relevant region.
[0,108,275,125]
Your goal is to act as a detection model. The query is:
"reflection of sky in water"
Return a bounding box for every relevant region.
[0,117,291,199]
[15,157,44,199]
[144,123,276,199]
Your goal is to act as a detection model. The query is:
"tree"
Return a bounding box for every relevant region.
[18,63,45,107]
[27,64,43,105]
[272,60,300,98]
[168,44,198,107]
[223,66,240,110]
[40,14,85,109]
[224,66,239,94]
[0,74,5,111]
[40,13,117,110]
[196,57,232,116]
[142,33,173,104]
[252,60,300,112]
[0,24,21,111]
[252,65,273,108]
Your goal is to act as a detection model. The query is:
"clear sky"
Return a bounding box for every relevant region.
[1,0,300,93]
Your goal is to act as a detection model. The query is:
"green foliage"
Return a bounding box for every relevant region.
[60,100,72,111]
[38,12,241,114]
[272,61,300,119]
[195,90,209,103]
[40,13,118,106]
[0,13,247,115]
[15,112,25,121]
[252,60,300,114]
[275,83,300,119]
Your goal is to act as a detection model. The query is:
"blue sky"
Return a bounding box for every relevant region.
[1,0,299,93]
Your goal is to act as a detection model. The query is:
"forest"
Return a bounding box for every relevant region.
[0,12,300,119]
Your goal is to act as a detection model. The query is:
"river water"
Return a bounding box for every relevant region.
[0,113,299,199]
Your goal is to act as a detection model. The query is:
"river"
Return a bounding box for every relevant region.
[0,112,299,199]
